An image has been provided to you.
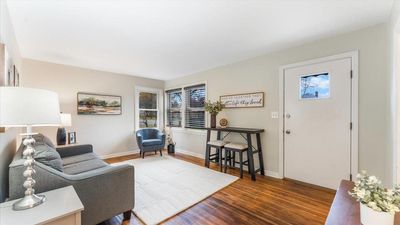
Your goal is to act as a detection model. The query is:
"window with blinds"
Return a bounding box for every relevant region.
[184,84,206,128]
[166,88,182,127]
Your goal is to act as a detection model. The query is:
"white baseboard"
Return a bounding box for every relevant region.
[175,148,204,159]
[175,148,283,180]
[100,149,140,159]
[265,170,282,179]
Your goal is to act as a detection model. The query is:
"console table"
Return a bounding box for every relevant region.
[325,180,400,225]
[202,127,265,180]
[0,186,84,225]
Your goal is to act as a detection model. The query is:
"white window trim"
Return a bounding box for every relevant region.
[165,81,208,133]
[135,86,163,131]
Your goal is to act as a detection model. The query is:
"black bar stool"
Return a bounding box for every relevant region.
[223,143,248,178]
[205,140,229,172]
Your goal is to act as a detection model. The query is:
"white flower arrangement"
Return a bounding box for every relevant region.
[165,127,176,146]
[349,171,400,215]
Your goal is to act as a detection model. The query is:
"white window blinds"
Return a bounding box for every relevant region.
[166,88,182,127]
[184,84,206,129]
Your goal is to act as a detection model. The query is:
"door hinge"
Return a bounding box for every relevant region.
[350,174,353,181]
[350,122,353,130]
[350,70,353,79]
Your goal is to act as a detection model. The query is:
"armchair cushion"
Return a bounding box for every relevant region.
[142,139,163,147]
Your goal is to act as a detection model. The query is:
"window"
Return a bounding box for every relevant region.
[165,83,206,129]
[166,89,183,127]
[135,87,162,130]
[300,72,330,100]
[184,84,206,128]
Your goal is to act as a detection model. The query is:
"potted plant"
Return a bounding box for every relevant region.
[205,100,224,128]
[165,127,176,154]
[349,171,400,225]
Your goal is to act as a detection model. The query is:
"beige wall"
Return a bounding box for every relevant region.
[0,2,23,202]
[0,128,19,202]
[166,24,392,185]
[21,59,165,157]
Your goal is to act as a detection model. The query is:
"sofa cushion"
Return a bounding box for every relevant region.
[33,142,64,172]
[62,153,98,166]
[142,139,162,147]
[63,158,108,175]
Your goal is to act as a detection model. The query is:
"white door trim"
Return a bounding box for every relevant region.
[278,51,359,180]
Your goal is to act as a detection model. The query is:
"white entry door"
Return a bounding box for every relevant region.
[284,57,352,189]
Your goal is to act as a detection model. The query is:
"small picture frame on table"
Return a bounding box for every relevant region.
[68,132,76,144]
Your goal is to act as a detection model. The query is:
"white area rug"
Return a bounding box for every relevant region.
[114,156,238,225]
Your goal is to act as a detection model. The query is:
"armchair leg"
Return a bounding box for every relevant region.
[160,149,163,156]
[123,210,132,221]
[142,151,145,159]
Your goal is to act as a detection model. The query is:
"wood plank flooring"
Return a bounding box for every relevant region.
[101,151,335,225]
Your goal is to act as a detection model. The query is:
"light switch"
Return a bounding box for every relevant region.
[271,111,279,119]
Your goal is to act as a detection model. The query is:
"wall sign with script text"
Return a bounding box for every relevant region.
[220,92,264,108]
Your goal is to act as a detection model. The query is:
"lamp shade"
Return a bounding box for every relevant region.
[0,87,61,127]
[60,113,72,127]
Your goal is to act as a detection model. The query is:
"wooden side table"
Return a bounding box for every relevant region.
[325,180,400,225]
[0,186,84,225]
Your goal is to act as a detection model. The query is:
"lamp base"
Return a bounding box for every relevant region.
[12,194,45,211]
[57,127,66,145]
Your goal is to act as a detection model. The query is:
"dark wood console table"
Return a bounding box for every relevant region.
[325,180,400,225]
[202,127,265,180]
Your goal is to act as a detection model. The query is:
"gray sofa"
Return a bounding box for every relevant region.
[9,134,134,225]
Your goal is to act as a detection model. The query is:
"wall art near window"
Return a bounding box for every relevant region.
[220,92,264,108]
[300,72,330,100]
[77,92,122,115]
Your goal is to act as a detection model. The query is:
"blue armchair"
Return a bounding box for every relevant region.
[136,128,166,158]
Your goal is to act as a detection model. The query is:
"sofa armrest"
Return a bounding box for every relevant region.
[56,144,93,158]
[9,162,134,225]
[66,164,135,224]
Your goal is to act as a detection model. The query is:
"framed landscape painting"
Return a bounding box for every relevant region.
[77,92,122,115]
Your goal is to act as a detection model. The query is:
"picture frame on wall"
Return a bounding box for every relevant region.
[6,64,19,87]
[77,92,122,115]
[68,132,76,144]
[14,65,19,87]
[220,92,264,108]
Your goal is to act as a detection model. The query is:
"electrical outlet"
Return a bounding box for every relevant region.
[271,112,279,119]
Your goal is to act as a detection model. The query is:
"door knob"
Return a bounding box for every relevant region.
[285,130,291,134]
[286,114,291,119]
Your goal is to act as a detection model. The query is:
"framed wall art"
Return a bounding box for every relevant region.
[77,92,122,115]
[220,92,264,108]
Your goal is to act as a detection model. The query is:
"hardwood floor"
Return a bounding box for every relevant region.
[101,151,335,225]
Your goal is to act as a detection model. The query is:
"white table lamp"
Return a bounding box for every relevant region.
[0,87,61,210]
[57,113,72,145]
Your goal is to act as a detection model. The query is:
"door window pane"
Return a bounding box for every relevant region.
[300,73,330,99]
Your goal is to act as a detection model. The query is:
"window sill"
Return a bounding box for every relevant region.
[170,127,207,136]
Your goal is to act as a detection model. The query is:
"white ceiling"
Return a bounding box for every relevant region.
[6,0,394,80]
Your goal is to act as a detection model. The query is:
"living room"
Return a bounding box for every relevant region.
[1,0,400,225]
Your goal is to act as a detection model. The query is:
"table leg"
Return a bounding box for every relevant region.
[205,130,211,167]
[216,131,221,163]
[247,133,256,181]
[256,133,265,176]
